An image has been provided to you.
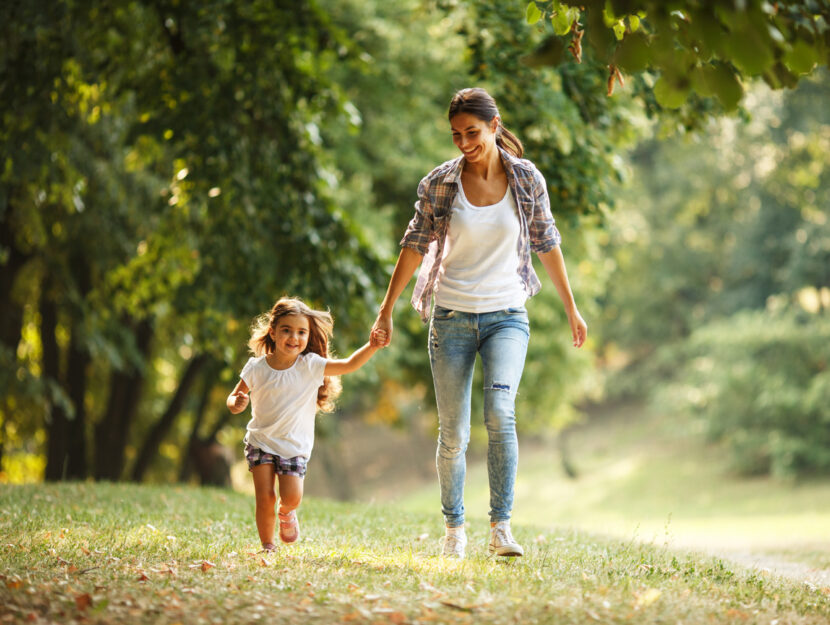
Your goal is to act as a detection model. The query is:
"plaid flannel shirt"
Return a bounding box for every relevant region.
[400,147,562,323]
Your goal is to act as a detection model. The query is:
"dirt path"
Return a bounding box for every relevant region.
[711,549,830,587]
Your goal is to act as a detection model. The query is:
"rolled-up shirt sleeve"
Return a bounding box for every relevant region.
[528,166,562,253]
[399,175,434,255]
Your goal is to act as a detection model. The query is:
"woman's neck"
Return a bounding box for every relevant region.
[464,145,502,180]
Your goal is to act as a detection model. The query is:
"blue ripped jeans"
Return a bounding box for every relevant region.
[428,305,530,528]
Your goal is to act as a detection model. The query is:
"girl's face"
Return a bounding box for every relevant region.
[269,314,310,359]
[451,112,499,163]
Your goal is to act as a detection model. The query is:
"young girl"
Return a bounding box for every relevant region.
[227,297,385,551]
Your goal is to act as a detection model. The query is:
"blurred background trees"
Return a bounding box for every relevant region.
[2,0,829,487]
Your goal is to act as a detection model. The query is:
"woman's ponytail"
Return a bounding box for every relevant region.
[496,124,523,159]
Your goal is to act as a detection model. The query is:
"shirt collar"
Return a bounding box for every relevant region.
[440,146,526,186]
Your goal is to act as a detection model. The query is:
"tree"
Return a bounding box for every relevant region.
[1,0,386,481]
[525,1,830,116]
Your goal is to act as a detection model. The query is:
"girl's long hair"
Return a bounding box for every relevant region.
[448,87,523,158]
[248,297,342,412]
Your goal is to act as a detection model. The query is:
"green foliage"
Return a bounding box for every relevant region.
[527,1,830,112]
[654,309,830,478]
[599,71,830,475]
[0,0,389,481]
[601,72,830,363]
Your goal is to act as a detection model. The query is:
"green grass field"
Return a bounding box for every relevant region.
[397,403,830,578]
[1,479,829,624]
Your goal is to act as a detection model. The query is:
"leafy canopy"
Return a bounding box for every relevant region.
[525,1,830,110]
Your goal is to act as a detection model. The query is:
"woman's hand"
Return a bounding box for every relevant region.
[568,308,588,348]
[371,312,393,347]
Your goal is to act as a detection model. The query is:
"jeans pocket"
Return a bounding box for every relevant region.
[432,306,456,320]
[505,306,527,315]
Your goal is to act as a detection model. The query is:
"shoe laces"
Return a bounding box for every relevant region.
[492,522,514,545]
[442,532,466,554]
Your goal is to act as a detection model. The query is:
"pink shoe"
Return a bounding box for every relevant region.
[261,542,277,552]
[278,510,300,543]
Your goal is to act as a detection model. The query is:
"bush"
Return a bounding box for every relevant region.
[653,308,830,478]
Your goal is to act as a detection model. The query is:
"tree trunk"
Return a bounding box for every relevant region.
[42,291,70,481]
[94,318,154,481]
[131,353,209,482]
[0,194,29,408]
[64,251,91,479]
[179,371,215,483]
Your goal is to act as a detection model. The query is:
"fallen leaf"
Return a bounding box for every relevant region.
[259,558,269,567]
[137,572,149,582]
[75,593,93,611]
[201,560,215,572]
[6,579,22,590]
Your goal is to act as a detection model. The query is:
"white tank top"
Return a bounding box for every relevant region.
[434,182,527,313]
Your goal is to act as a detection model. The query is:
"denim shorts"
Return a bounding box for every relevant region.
[244,443,307,477]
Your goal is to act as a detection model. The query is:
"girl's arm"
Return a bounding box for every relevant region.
[226,379,250,414]
[325,340,383,376]
[536,247,588,348]
[371,247,424,346]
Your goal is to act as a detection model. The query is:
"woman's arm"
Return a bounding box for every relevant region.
[371,247,424,346]
[536,247,588,348]
[325,341,383,376]
[226,379,250,414]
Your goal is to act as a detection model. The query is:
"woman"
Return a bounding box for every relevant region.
[372,88,587,559]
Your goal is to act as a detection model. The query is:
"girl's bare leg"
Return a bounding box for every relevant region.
[251,464,277,546]
[277,474,304,514]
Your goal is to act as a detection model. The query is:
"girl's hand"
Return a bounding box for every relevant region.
[568,309,588,348]
[370,329,388,348]
[371,313,393,347]
[228,391,249,414]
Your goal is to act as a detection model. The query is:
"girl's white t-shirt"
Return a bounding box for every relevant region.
[434,183,527,312]
[240,352,327,460]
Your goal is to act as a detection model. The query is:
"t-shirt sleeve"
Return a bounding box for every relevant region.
[240,357,258,389]
[306,353,327,384]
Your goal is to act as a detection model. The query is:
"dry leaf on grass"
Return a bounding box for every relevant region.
[75,593,93,611]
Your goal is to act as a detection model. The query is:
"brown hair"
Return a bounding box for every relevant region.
[447,87,523,158]
[248,297,342,412]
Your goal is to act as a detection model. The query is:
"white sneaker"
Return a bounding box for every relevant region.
[489,521,523,557]
[440,527,467,559]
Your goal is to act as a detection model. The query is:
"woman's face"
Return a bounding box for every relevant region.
[451,112,499,163]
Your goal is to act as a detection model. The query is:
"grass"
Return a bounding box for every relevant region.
[397,402,830,573]
[1,481,829,624]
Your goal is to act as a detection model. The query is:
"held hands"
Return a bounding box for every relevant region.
[370,328,388,348]
[227,391,249,414]
[371,313,393,348]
